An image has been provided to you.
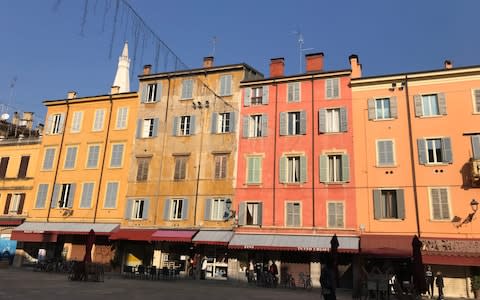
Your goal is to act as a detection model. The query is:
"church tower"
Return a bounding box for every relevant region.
[112,42,130,93]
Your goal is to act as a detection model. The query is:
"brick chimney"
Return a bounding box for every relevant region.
[67,91,77,99]
[305,52,324,72]
[444,60,453,69]
[143,64,152,75]
[349,54,362,78]
[203,56,214,68]
[12,112,19,126]
[270,57,285,77]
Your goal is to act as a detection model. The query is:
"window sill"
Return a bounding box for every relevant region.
[418,115,444,119]
[321,181,348,185]
[319,131,346,135]
[142,101,158,104]
[372,118,396,121]
[375,218,404,221]
[245,182,262,186]
[423,163,450,166]
[179,98,193,101]
[376,165,397,168]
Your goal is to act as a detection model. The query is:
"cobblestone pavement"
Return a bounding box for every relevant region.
[0,268,354,300]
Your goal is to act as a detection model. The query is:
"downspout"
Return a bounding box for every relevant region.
[46,99,70,222]
[311,75,316,227]
[404,75,421,237]
[272,81,278,226]
[93,94,114,223]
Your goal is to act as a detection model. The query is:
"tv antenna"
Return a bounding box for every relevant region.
[292,30,313,73]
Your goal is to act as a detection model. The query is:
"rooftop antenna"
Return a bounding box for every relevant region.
[211,36,217,57]
[292,30,313,73]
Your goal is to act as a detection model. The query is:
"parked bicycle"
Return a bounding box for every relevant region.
[299,272,312,291]
[283,272,296,289]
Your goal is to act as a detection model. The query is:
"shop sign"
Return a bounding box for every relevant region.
[421,238,480,255]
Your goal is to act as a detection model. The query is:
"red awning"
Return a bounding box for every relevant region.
[0,218,24,226]
[11,231,58,242]
[421,237,480,266]
[360,235,413,257]
[109,229,157,241]
[423,254,480,266]
[151,230,197,242]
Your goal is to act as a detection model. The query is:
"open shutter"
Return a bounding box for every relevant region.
[190,115,196,135]
[279,112,287,136]
[390,97,398,118]
[142,199,150,219]
[319,155,328,182]
[238,203,246,225]
[172,117,178,136]
[58,113,66,134]
[17,194,25,215]
[340,107,348,132]
[152,118,159,137]
[229,112,236,132]
[262,85,269,104]
[204,198,212,221]
[67,184,76,208]
[3,194,11,214]
[438,93,447,115]
[279,156,287,183]
[136,119,143,138]
[318,109,326,133]
[211,113,218,133]
[341,154,350,182]
[18,156,30,178]
[441,137,452,163]
[125,200,133,220]
[244,88,251,107]
[155,83,162,102]
[242,116,249,138]
[396,190,405,219]
[163,199,171,220]
[417,139,427,164]
[472,135,480,160]
[367,99,376,120]
[141,84,148,103]
[182,199,189,220]
[257,203,263,226]
[414,95,423,117]
[45,114,53,134]
[373,190,382,220]
[300,110,307,134]
[223,198,231,220]
[51,184,60,208]
[261,114,268,137]
[300,156,307,183]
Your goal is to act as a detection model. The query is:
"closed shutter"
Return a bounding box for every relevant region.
[472,135,480,160]
[51,184,60,208]
[141,84,148,103]
[373,190,382,219]
[279,112,287,136]
[66,184,76,208]
[286,203,293,226]
[396,189,405,219]
[341,154,350,182]
[279,156,287,183]
[136,119,143,138]
[244,88,251,106]
[163,199,171,220]
[3,194,11,214]
[262,85,269,104]
[367,99,376,120]
[142,199,150,220]
[18,156,29,178]
[0,157,9,178]
[204,198,212,221]
[190,115,196,135]
[390,97,398,118]
[242,116,249,138]
[155,83,162,102]
[340,107,348,132]
[152,118,159,137]
[319,155,328,182]
[438,93,447,115]
[475,89,480,112]
[431,189,441,220]
[229,112,236,132]
[300,156,307,183]
[257,203,263,226]
[417,139,427,164]
[211,113,218,133]
[125,200,133,220]
[414,95,423,117]
[261,114,268,137]
[441,137,452,163]
[172,117,178,136]
[182,199,189,220]
[35,184,48,209]
[300,110,307,134]
[17,193,25,215]
[238,203,246,225]
[318,109,326,133]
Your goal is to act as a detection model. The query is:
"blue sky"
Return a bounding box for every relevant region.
[0,0,478,123]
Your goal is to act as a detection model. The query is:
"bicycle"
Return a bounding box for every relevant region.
[299,272,312,291]
[283,272,296,289]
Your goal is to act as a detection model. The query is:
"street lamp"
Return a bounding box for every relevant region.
[471,199,479,212]
[454,199,478,228]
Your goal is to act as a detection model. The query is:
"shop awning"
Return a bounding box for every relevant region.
[11,222,119,242]
[0,217,24,226]
[228,234,359,252]
[109,229,157,241]
[421,237,480,266]
[360,235,413,257]
[192,230,233,246]
[151,230,198,242]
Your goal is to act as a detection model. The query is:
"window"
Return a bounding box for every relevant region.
[126,199,149,220]
[471,135,480,160]
[3,193,25,215]
[376,98,391,119]
[51,183,75,208]
[286,202,301,227]
[164,198,187,220]
[137,118,159,138]
[246,156,262,184]
[238,202,262,226]
[319,108,347,133]
[174,156,188,180]
[430,188,450,220]
[136,158,149,181]
[181,79,194,99]
[219,75,232,96]
[473,89,480,113]
[326,78,340,99]
[287,82,300,102]
[64,146,78,169]
[244,86,268,106]
[417,138,452,164]
[42,148,56,170]
[142,83,162,103]
[373,189,405,219]
[279,155,307,183]
[17,156,30,178]
[104,182,119,208]
[319,154,350,183]
[80,182,94,208]
[71,111,83,133]
[212,112,235,133]
[173,116,195,136]
[368,97,398,120]
[243,114,268,138]
[327,202,344,228]
[0,157,8,178]
[204,198,228,221]
[92,109,105,131]
[116,107,128,129]
[414,93,446,117]
[35,184,49,208]
[110,144,124,167]
[47,113,65,134]
[86,145,100,168]
[280,111,306,136]
[376,140,395,166]
[214,154,227,179]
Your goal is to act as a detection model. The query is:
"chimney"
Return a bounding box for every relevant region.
[67,91,77,99]
[305,52,324,72]
[143,64,152,75]
[444,60,453,69]
[12,112,19,126]
[111,86,120,95]
[270,57,285,77]
[203,56,214,68]
[22,112,33,130]
[349,54,362,78]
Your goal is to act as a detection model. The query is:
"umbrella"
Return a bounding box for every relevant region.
[412,235,427,295]
[84,229,95,263]
[330,234,339,287]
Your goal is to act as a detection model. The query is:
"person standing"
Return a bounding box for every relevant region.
[425,265,434,298]
[321,261,336,300]
[435,271,444,300]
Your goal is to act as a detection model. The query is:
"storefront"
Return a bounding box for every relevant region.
[192,230,233,280]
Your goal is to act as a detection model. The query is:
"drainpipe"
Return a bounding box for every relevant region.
[272,82,278,226]
[311,75,316,227]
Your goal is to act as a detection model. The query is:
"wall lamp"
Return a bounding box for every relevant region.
[192,100,209,110]
[224,198,236,221]
[453,199,479,228]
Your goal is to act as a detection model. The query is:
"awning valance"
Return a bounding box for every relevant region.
[151,230,198,242]
[109,229,157,241]
[192,230,233,246]
[360,235,413,257]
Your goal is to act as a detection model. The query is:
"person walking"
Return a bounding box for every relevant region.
[425,265,434,298]
[435,271,444,300]
[321,261,336,300]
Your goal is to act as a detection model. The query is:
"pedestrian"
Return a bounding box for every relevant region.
[321,261,336,300]
[425,265,434,298]
[200,256,208,280]
[435,271,444,300]
[268,260,278,287]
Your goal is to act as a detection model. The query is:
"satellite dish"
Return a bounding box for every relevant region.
[1,113,10,120]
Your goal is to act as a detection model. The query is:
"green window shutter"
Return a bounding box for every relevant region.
[136,119,143,138]
[152,118,159,137]
[300,110,307,134]
[286,203,293,226]
[319,155,328,182]
[242,116,249,138]
[441,137,452,163]
[244,88,251,106]
[341,154,350,182]
[190,115,196,135]
[417,139,427,164]
[155,83,162,102]
[257,203,263,226]
[211,113,218,133]
[472,135,480,160]
[279,112,287,136]
[142,199,150,220]
[396,189,405,220]
[51,184,60,208]
[390,97,398,118]
[340,107,348,132]
[247,157,254,183]
[367,99,376,120]
[141,84,148,103]
[438,93,447,115]
[439,189,450,219]
[300,156,307,183]
[181,199,189,220]
[279,156,287,183]
[163,199,171,220]
[414,95,423,117]
[238,202,246,225]
[204,198,212,221]
[125,199,133,220]
[318,109,326,133]
[66,184,75,208]
[262,85,269,104]
[261,114,268,137]
[172,117,178,136]
[373,190,382,219]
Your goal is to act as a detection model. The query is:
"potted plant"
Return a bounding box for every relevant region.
[472,273,480,299]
